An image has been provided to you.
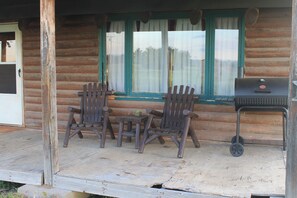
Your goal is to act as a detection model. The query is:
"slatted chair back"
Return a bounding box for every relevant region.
[160,85,195,130]
[79,83,108,125]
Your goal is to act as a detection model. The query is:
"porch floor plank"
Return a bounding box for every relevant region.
[0,128,286,197]
[57,134,285,198]
[0,129,44,185]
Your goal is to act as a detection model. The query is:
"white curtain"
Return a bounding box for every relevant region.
[214,17,239,96]
[133,20,168,93]
[106,21,125,92]
[170,19,204,94]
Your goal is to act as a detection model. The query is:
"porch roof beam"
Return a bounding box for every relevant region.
[0,0,292,20]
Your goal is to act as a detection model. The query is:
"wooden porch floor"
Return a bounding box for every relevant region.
[0,128,286,198]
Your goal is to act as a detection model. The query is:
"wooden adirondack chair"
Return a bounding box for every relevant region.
[63,83,115,148]
[138,85,200,158]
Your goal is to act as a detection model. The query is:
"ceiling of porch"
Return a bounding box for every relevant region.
[0,0,292,20]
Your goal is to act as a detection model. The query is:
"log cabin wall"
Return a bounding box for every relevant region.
[22,8,291,144]
[23,16,99,129]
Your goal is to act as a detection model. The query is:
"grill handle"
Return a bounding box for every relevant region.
[254,89,271,93]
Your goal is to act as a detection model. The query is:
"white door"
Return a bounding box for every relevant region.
[0,24,23,125]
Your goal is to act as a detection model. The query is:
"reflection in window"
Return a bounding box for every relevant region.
[0,32,16,63]
[214,17,239,96]
[133,20,168,93]
[132,19,205,94]
[106,21,125,92]
[169,19,205,94]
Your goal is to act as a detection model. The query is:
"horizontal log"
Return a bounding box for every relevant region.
[24,81,41,89]
[246,38,291,48]
[25,104,42,112]
[57,98,79,106]
[24,65,98,74]
[23,39,98,50]
[23,31,98,43]
[25,121,42,129]
[24,96,41,104]
[24,56,98,66]
[24,89,41,97]
[246,28,291,38]
[56,65,98,74]
[244,66,289,76]
[24,73,98,82]
[23,47,98,57]
[194,120,282,134]
[196,104,234,113]
[245,57,290,67]
[23,66,41,73]
[57,56,98,66]
[258,8,291,18]
[57,74,98,82]
[197,112,283,125]
[245,47,291,58]
[250,17,291,29]
[109,100,164,110]
[197,129,283,145]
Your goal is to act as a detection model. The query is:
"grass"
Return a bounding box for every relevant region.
[0,181,23,198]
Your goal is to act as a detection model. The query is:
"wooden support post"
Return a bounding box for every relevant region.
[40,0,59,186]
[286,0,297,196]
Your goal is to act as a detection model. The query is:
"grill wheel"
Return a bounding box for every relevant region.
[230,143,244,157]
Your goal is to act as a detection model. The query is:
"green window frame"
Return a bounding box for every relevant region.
[99,10,245,103]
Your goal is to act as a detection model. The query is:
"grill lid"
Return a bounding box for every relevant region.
[234,78,289,111]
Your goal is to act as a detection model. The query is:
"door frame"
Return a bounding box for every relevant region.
[0,23,24,126]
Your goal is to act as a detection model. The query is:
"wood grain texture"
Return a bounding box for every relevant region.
[286,0,297,197]
[40,0,59,186]
[245,8,291,77]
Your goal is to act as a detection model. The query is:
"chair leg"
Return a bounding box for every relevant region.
[78,131,83,139]
[63,115,76,148]
[63,125,71,148]
[189,125,200,148]
[158,136,165,144]
[100,115,109,148]
[126,121,132,143]
[108,118,116,139]
[171,136,180,147]
[177,116,191,158]
[138,130,147,153]
[151,120,165,144]
[138,115,153,153]
[117,121,124,147]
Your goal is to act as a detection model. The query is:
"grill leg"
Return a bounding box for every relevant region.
[283,112,286,151]
[236,109,242,144]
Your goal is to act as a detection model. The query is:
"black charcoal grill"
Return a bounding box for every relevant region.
[230,77,289,157]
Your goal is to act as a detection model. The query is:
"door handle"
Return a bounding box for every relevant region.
[18,69,21,77]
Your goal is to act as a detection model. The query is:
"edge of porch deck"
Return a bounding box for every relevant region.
[53,174,226,198]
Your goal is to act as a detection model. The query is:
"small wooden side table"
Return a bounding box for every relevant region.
[116,115,148,149]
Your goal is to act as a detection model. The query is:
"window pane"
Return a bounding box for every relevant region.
[106,21,125,92]
[214,17,239,96]
[0,32,16,63]
[133,20,168,93]
[168,19,205,94]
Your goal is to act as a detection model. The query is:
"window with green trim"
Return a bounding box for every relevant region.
[100,11,245,101]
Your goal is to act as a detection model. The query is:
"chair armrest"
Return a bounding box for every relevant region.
[183,110,199,119]
[68,107,81,114]
[103,106,112,113]
[146,109,163,117]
